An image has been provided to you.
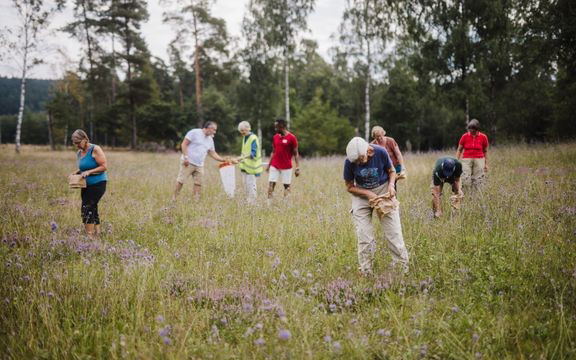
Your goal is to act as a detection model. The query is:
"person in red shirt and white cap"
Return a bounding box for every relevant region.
[456,119,489,191]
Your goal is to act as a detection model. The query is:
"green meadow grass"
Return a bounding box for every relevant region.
[1,143,575,359]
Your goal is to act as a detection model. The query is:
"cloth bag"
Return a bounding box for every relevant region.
[68,174,86,189]
[369,192,400,218]
[218,162,235,198]
[450,193,464,209]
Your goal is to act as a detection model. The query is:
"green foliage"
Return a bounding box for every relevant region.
[0,77,54,115]
[293,89,354,156]
[1,0,575,152]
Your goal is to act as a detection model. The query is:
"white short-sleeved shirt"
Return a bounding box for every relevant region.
[181,129,215,166]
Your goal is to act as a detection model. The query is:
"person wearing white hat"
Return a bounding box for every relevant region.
[343,137,409,275]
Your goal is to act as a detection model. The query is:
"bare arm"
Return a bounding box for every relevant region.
[181,138,191,166]
[345,180,377,200]
[293,146,300,176]
[483,148,488,172]
[81,146,107,177]
[386,165,397,197]
[456,145,464,159]
[452,177,462,194]
[207,149,225,162]
[266,150,274,172]
[393,144,405,170]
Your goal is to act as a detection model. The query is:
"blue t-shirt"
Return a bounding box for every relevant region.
[343,145,392,189]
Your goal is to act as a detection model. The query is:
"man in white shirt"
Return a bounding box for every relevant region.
[173,121,227,200]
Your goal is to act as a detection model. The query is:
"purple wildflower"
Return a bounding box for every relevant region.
[277,306,286,318]
[472,333,480,342]
[278,329,291,340]
[272,257,281,269]
[323,335,332,343]
[292,269,300,278]
[377,329,391,336]
[255,323,263,330]
[50,221,58,232]
[162,336,172,345]
[451,306,459,313]
[332,341,342,352]
[156,315,165,323]
[159,325,171,337]
[420,344,428,357]
[254,338,265,346]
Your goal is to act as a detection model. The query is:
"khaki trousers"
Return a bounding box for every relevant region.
[351,183,409,274]
[461,158,485,189]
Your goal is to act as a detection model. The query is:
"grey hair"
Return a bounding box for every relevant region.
[371,126,386,138]
[467,119,480,130]
[238,121,251,132]
[71,129,89,141]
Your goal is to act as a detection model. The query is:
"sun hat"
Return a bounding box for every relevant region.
[346,137,369,162]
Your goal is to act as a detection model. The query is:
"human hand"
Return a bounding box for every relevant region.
[265,166,270,173]
[366,192,378,201]
[81,171,90,178]
[484,164,489,173]
[183,159,190,167]
[295,168,300,177]
[387,185,396,198]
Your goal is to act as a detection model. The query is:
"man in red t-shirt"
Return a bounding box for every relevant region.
[456,119,489,191]
[266,118,300,199]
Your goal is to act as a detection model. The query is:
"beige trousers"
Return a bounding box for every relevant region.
[351,183,409,274]
[461,158,485,189]
[242,172,257,203]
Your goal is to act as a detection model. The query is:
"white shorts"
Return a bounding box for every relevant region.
[268,166,292,185]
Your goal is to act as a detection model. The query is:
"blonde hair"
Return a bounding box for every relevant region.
[371,126,386,138]
[71,129,89,142]
[237,121,251,132]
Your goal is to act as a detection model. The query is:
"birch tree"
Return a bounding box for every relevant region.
[339,0,391,141]
[6,0,63,153]
[247,0,315,129]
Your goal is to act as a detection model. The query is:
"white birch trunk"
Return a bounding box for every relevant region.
[364,39,371,142]
[15,48,28,154]
[284,53,290,129]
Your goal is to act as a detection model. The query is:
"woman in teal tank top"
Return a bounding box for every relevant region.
[71,129,108,237]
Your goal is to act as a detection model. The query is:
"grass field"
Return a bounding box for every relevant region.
[1,143,575,359]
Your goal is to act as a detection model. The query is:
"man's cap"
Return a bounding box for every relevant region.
[346,137,369,162]
[442,158,456,178]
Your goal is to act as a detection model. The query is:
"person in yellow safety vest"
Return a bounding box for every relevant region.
[237,121,263,203]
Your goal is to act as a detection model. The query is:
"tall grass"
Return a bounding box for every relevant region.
[1,143,575,359]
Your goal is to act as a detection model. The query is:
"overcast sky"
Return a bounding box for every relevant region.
[0,0,347,80]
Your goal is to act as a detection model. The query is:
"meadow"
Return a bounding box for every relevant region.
[1,143,575,359]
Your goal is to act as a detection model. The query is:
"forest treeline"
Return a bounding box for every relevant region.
[1,0,574,155]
